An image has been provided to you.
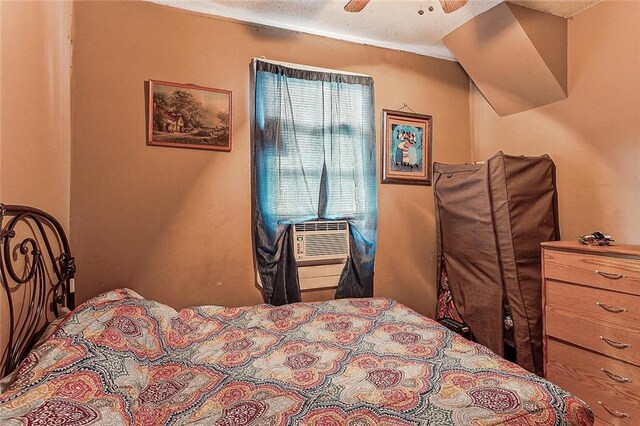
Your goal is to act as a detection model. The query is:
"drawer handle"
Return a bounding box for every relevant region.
[596,302,628,313]
[601,368,633,383]
[598,401,631,418]
[596,270,626,280]
[600,336,632,349]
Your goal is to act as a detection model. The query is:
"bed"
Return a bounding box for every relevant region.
[0,205,593,425]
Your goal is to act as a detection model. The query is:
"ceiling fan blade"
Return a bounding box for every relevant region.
[344,0,370,13]
[439,0,468,13]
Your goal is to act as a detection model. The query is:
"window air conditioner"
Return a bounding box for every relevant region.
[292,220,350,291]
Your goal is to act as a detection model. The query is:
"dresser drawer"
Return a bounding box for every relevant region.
[544,250,640,296]
[545,284,640,366]
[547,339,640,425]
[548,368,639,425]
[545,281,640,331]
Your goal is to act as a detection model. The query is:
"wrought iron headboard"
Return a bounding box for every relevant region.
[0,204,75,378]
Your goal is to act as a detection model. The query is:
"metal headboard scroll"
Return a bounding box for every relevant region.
[0,204,75,378]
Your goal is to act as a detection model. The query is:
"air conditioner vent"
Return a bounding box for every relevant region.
[292,220,350,266]
[304,234,349,257]
[294,221,347,232]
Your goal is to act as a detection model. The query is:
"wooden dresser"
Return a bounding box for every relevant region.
[542,241,640,425]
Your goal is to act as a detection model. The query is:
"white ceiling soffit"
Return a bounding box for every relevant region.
[145,0,602,60]
[146,0,502,61]
[508,0,602,18]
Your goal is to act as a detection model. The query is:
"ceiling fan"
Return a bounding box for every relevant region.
[344,0,468,14]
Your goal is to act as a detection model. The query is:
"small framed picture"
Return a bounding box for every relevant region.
[148,80,232,152]
[381,109,433,185]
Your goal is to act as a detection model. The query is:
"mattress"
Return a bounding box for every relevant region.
[0,289,592,425]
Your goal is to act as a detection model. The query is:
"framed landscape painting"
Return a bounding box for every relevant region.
[381,109,433,185]
[148,80,232,152]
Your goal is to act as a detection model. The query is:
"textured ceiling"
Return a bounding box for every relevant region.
[147,0,601,60]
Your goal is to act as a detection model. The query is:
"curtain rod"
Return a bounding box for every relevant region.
[251,57,371,78]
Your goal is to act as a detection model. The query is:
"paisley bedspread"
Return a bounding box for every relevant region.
[0,289,592,425]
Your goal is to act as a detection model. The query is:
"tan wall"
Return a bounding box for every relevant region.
[71,1,471,316]
[471,0,640,243]
[444,2,567,116]
[0,0,3,203]
[0,0,72,366]
[0,0,72,228]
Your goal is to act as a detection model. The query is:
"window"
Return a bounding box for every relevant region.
[254,61,376,228]
[252,59,378,302]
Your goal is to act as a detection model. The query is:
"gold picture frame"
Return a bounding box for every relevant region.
[148,80,232,152]
[381,109,433,185]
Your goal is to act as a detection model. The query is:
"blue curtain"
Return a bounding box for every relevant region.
[252,60,377,304]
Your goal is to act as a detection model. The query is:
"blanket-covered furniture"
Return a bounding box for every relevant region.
[0,289,592,425]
